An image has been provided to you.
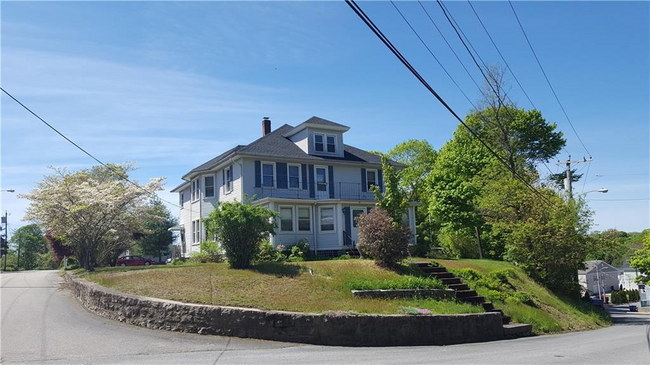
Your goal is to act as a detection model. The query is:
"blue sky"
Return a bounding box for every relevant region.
[1,1,648,234]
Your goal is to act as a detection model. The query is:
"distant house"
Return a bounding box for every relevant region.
[170,116,416,257]
[618,268,641,291]
[578,260,620,294]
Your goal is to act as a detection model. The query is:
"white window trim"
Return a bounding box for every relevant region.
[191,179,200,202]
[224,166,233,194]
[314,133,325,152]
[297,206,312,233]
[288,163,302,190]
[325,134,337,153]
[278,205,295,233]
[318,205,336,234]
[261,161,276,188]
[204,175,215,198]
[366,169,378,191]
[314,133,337,154]
[315,165,328,193]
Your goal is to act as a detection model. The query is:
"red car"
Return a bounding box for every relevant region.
[116,255,154,267]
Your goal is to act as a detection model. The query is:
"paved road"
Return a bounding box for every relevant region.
[2,270,649,364]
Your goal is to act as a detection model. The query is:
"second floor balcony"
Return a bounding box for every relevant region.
[252,180,378,201]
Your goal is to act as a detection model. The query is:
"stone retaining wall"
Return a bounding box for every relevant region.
[65,274,505,346]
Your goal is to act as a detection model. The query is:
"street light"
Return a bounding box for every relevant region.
[584,188,608,195]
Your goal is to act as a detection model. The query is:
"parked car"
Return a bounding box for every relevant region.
[591,298,604,309]
[116,255,154,267]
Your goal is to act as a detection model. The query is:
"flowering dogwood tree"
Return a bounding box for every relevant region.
[21,164,164,271]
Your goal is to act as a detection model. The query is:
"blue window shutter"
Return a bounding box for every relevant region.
[328,166,334,199]
[222,170,225,186]
[277,162,288,189]
[308,164,315,198]
[301,164,308,190]
[378,169,384,192]
[361,168,367,192]
[254,161,261,188]
[343,207,351,236]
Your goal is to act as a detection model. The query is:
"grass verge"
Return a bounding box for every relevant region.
[434,259,611,334]
[80,259,481,315]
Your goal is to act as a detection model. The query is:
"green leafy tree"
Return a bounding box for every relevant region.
[387,140,438,254]
[203,199,277,269]
[10,224,49,270]
[373,155,408,224]
[586,229,630,266]
[136,198,177,263]
[630,233,650,282]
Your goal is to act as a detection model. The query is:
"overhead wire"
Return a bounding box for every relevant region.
[345,0,554,207]
[508,0,592,158]
[428,0,557,178]
[0,87,198,216]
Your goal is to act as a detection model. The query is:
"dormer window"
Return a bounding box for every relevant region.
[314,133,336,153]
[327,135,336,153]
[315,134,324,152]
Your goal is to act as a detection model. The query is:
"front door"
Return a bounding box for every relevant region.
[350,207,365,245]
[315,166,328,199]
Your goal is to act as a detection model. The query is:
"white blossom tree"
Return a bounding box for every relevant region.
[21,163,164,270]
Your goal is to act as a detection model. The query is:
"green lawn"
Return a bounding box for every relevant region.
[435,259,611,334]
[80,260,481,315]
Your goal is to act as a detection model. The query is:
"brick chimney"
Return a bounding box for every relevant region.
[262,117,271,136]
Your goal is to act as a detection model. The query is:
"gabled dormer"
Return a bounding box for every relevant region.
[283,116,350,158]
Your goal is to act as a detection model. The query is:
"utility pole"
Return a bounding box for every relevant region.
[556,156,593,199]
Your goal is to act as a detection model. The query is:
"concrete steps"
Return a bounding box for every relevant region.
[503,323,533,338]
[413,261,523,330]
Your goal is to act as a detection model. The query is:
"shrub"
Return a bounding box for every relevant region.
[287,239,310,262]
[198,241,224,263]
[203,200,277,269]
[257,240,286,263]
[344,276,444,290]
[356,208,411,268]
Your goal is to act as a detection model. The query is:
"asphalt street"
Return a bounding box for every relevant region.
[1,270,649,365]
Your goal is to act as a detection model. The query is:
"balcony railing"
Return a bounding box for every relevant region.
[252,180,378,201]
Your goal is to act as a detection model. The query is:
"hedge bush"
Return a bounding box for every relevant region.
[356,208,411,268]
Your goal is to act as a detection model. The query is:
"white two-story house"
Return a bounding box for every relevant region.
[171,116,416,257]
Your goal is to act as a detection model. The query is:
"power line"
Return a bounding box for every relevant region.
[345,0,554,207]
[508,0,592,158]
[0,87,190,214]
[430,0,557,177]
[466,0,536,110]
[389,1,476,107]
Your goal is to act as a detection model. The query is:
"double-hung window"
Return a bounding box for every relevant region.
[366,169,377,191]
[192,220,201,243]
[225,166,233,193]
[191,179,200,201]
[205,176,215,198]
[314,133,336,153]
[288,164,300,189]
[316,167,327,192]
[314,134,324,152]
[320,207,335,232]
[262,162,274,187]
[298,207,311,232]
[279,207,294,232]
[326,135,336,153]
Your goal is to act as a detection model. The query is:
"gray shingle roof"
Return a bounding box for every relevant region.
[578,260,619,275]
[299,116,349,129]
[179,117,404,182]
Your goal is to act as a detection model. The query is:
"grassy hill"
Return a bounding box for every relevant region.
[435,259,611,333]
[79,258,610,334]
